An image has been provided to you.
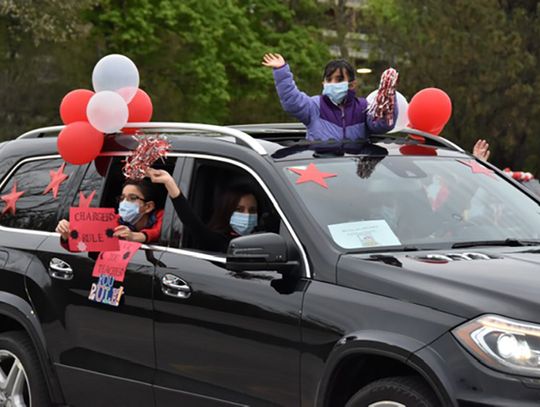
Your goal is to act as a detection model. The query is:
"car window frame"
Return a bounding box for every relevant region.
[167,152,310,279]
[0,154,80,236]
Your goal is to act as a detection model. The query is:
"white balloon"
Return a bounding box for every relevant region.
[92,54,139,103]
[366,89,409,133]
[388,91,409,133]
[87,91,129,133]
[366,89,378,106]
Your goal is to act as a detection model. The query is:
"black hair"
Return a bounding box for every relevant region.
[122,178,159,202]
[322,59,356,82]
[207,184,259,234]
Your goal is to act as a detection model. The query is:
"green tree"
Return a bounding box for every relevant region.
[86,0,331,124]
[364,0,540,172]
[0,0,96,138]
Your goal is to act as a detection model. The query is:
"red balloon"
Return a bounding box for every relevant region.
[59,89,94,124]
[408,88,452,135]
[124,89,153,134]
[57,122,104,165]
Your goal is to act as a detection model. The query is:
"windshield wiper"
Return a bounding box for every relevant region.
[452,238,540,249]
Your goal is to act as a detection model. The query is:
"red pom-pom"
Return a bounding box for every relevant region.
[123,135,171,180]
[368,68,399,126]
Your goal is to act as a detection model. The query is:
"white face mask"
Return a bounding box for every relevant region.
[322,81,349,104]
[118,200,142,224]
[229,212,258,235]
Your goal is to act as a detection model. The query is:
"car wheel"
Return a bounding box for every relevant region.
[0,331,50,407]
[345,376,438,407]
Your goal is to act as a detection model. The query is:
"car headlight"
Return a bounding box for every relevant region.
[453,314,540,377]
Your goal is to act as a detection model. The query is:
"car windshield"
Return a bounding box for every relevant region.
[281,156,540,252]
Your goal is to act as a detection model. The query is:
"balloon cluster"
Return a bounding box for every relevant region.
[57,54,153,165]
[367,85,453,136]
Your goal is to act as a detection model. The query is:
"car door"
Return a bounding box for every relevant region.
[25,156,166,407]
[153,155,307,406]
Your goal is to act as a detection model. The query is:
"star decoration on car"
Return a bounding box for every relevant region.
[288,163,337,188]
[1,183,25,215]
[43,163,69,199]
[78,190,96,208]
[457,159,495,178]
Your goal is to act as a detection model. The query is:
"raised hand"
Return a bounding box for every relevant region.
[473,139,491,161]
[262,53,285,69]
[146,168,181,198]
[146,168,173,184]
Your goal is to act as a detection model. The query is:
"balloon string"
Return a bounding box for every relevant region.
[368,68,398,126]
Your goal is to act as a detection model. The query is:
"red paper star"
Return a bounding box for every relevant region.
[1,183,25,215]
[78,190,96,208]
[43,163,69,199]
[288,163,337,188]
[458,159,495,177]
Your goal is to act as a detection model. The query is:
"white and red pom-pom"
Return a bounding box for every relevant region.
[368,67,399,126]
[123,135,171,180]
[503,168,535,182]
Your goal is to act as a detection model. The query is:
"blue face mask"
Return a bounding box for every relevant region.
[322,81,349,105]
[118,201,142,224]
[230,212,258,235]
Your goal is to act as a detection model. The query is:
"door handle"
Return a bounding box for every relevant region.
[49,258,74,280]
[161,274,191,299]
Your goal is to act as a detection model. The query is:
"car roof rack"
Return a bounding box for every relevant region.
[370,127,465,153]
[16,122,268,155]
[16,122,464,155]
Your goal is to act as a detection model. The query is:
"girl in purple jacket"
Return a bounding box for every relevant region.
[262,53,396,142]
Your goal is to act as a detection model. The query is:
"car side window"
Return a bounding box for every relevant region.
[179,159,281,254]
[0,158,76,232]
[71,159,109,208]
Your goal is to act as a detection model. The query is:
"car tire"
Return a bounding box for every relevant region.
[345,376,438,407]
[0,331,50,407]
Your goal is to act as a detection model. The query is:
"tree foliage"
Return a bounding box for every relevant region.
[364,0,540,172]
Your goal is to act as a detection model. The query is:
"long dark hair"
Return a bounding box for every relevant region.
[207,185,258,234]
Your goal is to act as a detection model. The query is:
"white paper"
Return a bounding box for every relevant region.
[328,220,401,249]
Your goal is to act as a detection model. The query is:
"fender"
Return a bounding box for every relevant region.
[314,330,450,407]
[0,292,65,404]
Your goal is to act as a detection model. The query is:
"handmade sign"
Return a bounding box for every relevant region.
[69,207,119,252]
[88,274,124,307]
[92,240,141,282]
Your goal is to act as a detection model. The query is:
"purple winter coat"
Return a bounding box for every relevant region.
[273,64,396,141]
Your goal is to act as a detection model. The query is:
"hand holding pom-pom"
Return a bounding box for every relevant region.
[368,68,399,126]
[123,134,171,180]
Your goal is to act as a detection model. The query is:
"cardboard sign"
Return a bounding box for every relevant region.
[88,274,125,307]
[69,207,119,252]
[92,240,142,282]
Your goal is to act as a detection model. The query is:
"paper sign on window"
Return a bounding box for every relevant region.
[328,220,401,249]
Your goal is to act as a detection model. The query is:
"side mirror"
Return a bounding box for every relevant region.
[226,233,299,274]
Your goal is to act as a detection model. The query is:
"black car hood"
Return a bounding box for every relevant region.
[338,247,540,321]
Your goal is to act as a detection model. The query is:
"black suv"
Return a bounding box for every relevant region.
[1,123,540,407]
